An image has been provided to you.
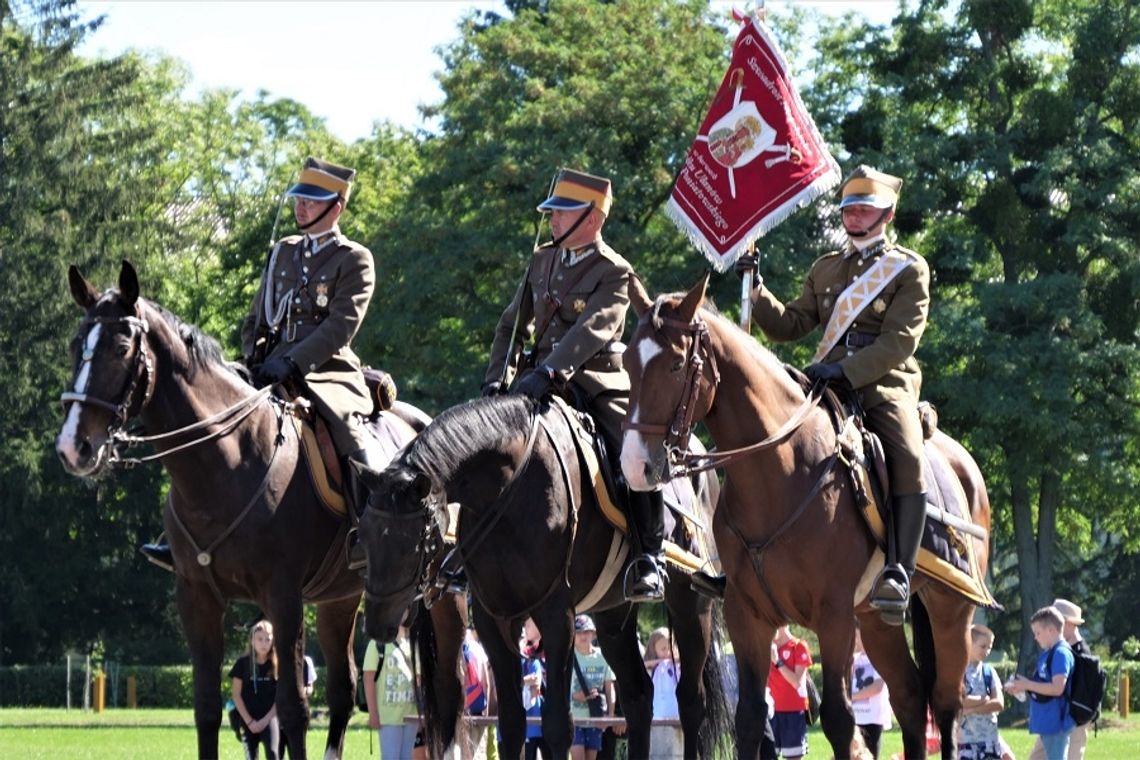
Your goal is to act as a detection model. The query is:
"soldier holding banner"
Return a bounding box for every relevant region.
[482,168,666,603]
[737,165,930,625]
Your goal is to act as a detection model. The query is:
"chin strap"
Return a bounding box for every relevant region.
[844,207,893,239]
[297,196,342,231]
[543,202,596,249]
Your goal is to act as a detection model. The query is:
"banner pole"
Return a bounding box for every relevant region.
[740,241,756,332]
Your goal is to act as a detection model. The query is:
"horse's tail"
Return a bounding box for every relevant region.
[411,599,460,757]
[698,605,735,759]
[910,594,936,709]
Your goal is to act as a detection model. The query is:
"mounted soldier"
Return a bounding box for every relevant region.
[143,156,384,570]
[481,168,666,603]
[736,165,930,624]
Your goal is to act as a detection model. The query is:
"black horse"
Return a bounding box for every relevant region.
[55,261,465,759]
[358,394,732,759]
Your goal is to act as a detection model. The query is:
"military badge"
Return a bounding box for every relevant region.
[872,298,887,314]
[572,298,587,314]
[315,283,330,309]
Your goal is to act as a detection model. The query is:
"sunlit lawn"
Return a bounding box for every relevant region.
[1,708,1139,758]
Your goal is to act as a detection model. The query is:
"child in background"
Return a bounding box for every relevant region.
[851,627,891,759]
[1006,606,1075,760]
[646,627,680,760]
[230,619,280,760]
[958,624,1013,760]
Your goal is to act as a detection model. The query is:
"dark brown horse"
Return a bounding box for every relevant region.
[55,261,465,759]
[620,275,991,760]
[358,395,732,759]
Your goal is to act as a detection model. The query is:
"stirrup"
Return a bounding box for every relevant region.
[140,542,175,573]
[439,567,468,595]
[623,555,665,603]
[690,570,726,600]
[870,564,910,626]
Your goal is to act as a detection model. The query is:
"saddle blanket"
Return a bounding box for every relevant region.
[854,440,999,609]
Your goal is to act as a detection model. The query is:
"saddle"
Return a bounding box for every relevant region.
[809,378,999,609]
[544,395,716,610]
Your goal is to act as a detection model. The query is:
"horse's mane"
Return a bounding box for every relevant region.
[651,292,795,383]
[139,296,236,377]
[405,395,539,484]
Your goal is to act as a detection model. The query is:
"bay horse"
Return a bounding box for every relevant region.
[620,275,991,760]
[55,261,465,760]
[357,394,733,759]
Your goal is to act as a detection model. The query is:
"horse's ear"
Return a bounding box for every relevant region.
[119,260,140,309]
[68,266,99,309]
[628,274,653,318]
[676,271,711,322]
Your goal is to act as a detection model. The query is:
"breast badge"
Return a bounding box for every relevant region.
[315,283,330,309]
[572,298,586,314]
[872,298,887,314]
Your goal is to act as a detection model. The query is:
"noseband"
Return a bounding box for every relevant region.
[61,313,156,434]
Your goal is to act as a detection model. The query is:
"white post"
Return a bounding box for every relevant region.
[84,654,91,711]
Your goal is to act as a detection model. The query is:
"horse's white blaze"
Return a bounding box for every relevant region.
[621,335,663,490]
[56,324,101,465]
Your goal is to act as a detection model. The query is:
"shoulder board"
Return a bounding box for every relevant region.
[596,241,633,271]
[533,242,557,256]
[887,244,923,264]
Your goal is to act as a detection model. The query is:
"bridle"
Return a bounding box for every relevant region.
[61,313,156,435]
[622,306,826,477]
[60,305,272,471]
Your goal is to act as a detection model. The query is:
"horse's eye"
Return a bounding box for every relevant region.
[671,358,685,372]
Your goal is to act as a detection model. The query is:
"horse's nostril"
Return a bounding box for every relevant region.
[643,461,653,480]
[76,439,92,461]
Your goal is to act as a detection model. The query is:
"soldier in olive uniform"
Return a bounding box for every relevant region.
[482,168,666,603]
[737,165,929,625]
[142,157,380,571]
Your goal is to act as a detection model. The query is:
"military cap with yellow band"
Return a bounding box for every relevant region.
[286,156,356,204]
[537,168,613,216]
[838,165,902,210]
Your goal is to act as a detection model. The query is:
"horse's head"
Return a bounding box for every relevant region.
[57,261,155,477]
[621,273,718,490]
[358,461,447,643]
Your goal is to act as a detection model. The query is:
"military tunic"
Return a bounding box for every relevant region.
[241,228,375,452]
[484,240,631,445]
[749,239,930,494]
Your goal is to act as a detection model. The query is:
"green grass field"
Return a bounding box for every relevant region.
[1,708,1138,758]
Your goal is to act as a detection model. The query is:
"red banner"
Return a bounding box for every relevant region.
[666,16,840,271]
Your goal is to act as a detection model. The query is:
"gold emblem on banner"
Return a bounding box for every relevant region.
[315,283,330,309]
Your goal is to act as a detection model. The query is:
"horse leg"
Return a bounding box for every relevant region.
[316,594,361,760]
[914,592,972,760]
[533,602,575,759]
[667,581,715,759]
[593,605,652,760]
[270,596,309,760]
[724,600,774,760]
[175,578,225,760]
[858,610,927,759]
[472,604,525,760]
[815,611,856,760]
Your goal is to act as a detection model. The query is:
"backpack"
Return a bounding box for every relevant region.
[462,641,486,715]
[1068,645,1107,726]
[980,663,995,697]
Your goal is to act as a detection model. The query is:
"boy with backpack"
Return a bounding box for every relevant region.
[1006,606,1075,760]
[958,624,1013,760]
[1028,599,1104,760]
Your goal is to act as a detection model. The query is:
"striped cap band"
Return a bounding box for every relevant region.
[537,169,613,215]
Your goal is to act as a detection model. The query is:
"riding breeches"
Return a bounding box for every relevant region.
[864,399,926,496]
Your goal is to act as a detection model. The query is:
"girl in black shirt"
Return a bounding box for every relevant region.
[230,619,279,759]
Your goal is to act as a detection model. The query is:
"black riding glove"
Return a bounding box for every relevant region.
[804,362,845,383]
[257,356,299,386]
[734,254,759,280]
[481,381,506,398]
[513,370,553,400]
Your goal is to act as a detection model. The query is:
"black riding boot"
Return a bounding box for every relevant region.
[691,569,727,599]
[140,538,174,573]
[870,492,927,625]
[345,447,386,570]
[625,489,666,603]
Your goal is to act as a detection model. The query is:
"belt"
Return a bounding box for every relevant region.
[844,331,877,349]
